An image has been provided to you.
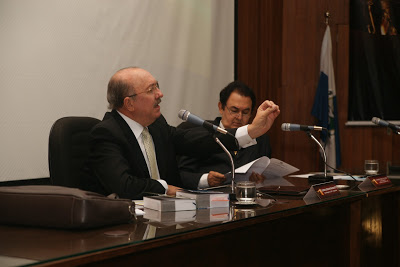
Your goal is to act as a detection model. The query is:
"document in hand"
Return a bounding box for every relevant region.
[226,156,299,187]
[176,190,230,209]
[143,195,196,211]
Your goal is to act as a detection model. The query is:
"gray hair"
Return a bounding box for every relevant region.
[106,67,138,110]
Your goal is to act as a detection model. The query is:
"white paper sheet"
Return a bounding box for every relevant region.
[227,156,300,187]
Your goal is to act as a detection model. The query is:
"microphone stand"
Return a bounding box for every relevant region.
[306,131,334,183]
[213,136,236,197]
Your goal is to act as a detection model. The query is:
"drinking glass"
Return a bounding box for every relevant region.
[364,160,379,175]
[235,181,256,204]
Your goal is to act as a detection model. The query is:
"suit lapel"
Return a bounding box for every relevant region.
[110,110,151,178]
[212,117,222,126]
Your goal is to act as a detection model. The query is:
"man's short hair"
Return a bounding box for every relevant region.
[107,67,137,110]
[219,81,256,111]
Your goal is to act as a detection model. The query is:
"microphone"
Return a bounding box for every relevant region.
[178,109,228,135]
[281,123,333,183]
[372,117,400,133]
[281,123,324,132]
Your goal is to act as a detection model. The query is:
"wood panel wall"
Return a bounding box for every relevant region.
[236,0,399,175]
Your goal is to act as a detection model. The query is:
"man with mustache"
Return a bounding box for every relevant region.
[178,81,272,189]
[82,67,280,200]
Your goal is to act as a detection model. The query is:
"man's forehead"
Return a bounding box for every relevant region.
[227,92,252,108]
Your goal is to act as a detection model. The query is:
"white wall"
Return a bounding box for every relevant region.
[0,0,234,181]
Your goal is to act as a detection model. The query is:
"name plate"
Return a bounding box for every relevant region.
[313,182,341,199]
[303,181,340,204]
[358,175,393,192]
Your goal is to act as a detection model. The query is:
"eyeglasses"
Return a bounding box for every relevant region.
[127,82,160,98]
[226,106,251,118]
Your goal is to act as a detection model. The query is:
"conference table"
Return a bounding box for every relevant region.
[0,177,399,267]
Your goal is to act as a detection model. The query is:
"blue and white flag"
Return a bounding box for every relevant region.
[311,25,341,169]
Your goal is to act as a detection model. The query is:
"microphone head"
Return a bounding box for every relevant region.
[178,109,190,121]
[371,117,380,125]
[281,123,290,131]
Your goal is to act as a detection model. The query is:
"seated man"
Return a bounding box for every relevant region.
[81,68,280,199]
[178,81,272,189]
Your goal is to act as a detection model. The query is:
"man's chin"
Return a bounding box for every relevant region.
[154,108,161,118]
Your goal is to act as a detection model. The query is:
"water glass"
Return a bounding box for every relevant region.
[364,160,379,175]
[235,181,256,204]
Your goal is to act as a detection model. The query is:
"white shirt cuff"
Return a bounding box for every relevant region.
[198,173,210,189]
[235,125,257,148]
[157,179,168,193]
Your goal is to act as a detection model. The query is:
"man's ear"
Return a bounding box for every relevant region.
[218,102,223,115]
[124,97,135,112]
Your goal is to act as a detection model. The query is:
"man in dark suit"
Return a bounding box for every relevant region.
[82,67,280,199]
[178,81,271,189]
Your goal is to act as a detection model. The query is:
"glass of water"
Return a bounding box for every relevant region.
[364,160,379,175]
[235,181,256,204]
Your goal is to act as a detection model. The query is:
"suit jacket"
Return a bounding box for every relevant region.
[81,110,238,199]
[177,117,271,189]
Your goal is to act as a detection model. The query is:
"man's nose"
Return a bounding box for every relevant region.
[155,88,163,98]
[236,112,244,119]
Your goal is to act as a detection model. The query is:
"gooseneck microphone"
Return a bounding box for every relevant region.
[178,109,237,194]
[372,117,400,134]
[178,109,228,134]
[281,123,325,132]
[281,122,333,183]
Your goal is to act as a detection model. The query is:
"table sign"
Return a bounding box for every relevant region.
[358,174,393,192]
[303,181,340,204]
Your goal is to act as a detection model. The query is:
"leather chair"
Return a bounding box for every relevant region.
[48,116,100,188]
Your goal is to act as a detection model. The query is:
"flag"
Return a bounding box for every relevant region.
[311,25,341,169]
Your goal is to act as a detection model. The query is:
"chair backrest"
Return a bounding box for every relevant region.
[48,116,100,188]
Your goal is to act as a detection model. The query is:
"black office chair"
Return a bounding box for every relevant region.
[48,116,100,188]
